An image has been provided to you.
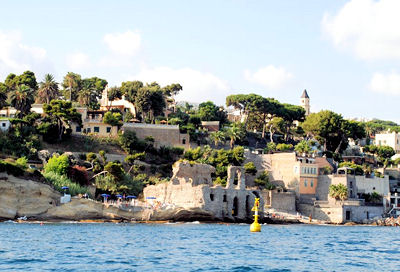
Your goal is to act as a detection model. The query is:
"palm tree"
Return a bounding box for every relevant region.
[226,123,244,149]
[64,72,80,101]
[78,81,95,107]
[209,131,225,147]
[329,184,348,202]
[37,74,59,104]
[9,85,35,117]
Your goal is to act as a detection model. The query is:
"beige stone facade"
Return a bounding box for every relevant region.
[122,123,190,149]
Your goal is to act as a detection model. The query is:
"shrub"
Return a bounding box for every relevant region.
[44,154,70,175]
[16,157,28,169]
[276,143,293,152]
[67,165,89,186]
[254,171,275,190]
[103,111,123,127]
[104,162,125,181]
[244,162,257,175]
[338,162,364,175]
[44,171,89,196]
[374,171,384,178]
[264,142,276,153]
[213,177,227,187]
[0,160,25,176]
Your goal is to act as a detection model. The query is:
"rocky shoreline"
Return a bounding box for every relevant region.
[1,173,398,226]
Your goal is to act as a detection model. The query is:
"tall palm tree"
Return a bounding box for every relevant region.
[226,123,244,149]
[37,74,59,104]
[209,131,225,147]
[64,72,80,101]
[9,85,35,117]
[78,81,95,107]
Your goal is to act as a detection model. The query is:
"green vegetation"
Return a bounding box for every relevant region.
[103,111,123,127]
[184,146,244,185]
[44,154,70,175]
[44,171,89,196]
[276,143,293,151]
[254,171,276,190]
[329,184,348,201]
[338,162,364,175]
[0,160,25,176]
[244,162,257,175]
[295,140,312,154]
[302,110,365,154]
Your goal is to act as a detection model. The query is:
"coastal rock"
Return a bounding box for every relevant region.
[150,207,217,222]
[171,161,215,186]
[0,173,60,219]
[43,198,141,220]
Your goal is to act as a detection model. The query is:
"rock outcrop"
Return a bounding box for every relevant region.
[0,173,60,219]
[171,161,215,186]
[150,207,217,222]
[0,173,142,221]
[43,198,142,221]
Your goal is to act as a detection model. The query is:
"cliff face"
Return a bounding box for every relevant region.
[0,173,60,219]
[0,173,141,221]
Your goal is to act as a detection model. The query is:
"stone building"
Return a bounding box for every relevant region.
[300,89,310,116]
[122,123,190,149]
[143,161,263,221]
[71,108,119,137]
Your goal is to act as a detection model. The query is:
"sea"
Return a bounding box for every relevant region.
[0,222,399,271]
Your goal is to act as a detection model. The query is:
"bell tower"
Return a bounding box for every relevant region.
[300,89,310,116]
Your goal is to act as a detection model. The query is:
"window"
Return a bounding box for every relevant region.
[182,139,186,144]
[310,180,314,187]
[304,179,307,187]
[223,195,227,202]
[87,128,91,133]
[1,123,5,127]
[76,126,81,132]
[210,194,214,201]
[106,127,111,133]
[94,127,100,133]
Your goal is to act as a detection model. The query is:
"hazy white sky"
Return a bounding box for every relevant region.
[1,0,400,122]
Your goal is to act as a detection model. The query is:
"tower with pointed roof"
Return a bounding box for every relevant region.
[300,89,310,116]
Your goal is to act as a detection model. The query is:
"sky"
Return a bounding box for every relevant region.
[0,0,400,122]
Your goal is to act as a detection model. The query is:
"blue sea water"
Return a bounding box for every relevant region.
[0,222,399,271]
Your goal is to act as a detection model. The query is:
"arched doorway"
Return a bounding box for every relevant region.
[232,197,239,217]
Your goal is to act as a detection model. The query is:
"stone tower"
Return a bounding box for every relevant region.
[300,89,310,116]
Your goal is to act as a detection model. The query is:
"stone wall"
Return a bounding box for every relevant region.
[245,151,299,190]
[262,190,296,213]
[122,123,190,149]
[298,203,384,223]
[355,176,389,196]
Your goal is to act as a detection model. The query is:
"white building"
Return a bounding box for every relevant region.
[374,131,400,153]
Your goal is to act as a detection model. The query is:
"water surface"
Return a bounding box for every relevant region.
[0,222,398,271]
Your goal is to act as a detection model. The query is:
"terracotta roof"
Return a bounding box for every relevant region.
[301,89,309,98]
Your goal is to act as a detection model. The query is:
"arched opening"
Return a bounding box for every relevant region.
[233,175,238,186]
[232,197,239,217]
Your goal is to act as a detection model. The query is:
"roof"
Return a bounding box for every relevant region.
[301,89,309,98]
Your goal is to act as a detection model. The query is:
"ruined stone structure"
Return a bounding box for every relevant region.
[122,123,190,149]
[143,161,263,221]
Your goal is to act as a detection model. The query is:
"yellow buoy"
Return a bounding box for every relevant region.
[250,197,261,232]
